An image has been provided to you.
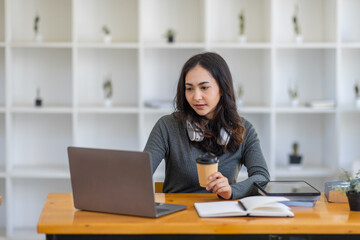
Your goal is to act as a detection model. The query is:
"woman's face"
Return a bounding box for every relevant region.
[185,64,221,119]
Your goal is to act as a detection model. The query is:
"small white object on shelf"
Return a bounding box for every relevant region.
[103,34,112,43]
[295,34,303,43]
[291,98,299,107]
[34,33,43,43]
[237,34,247,43]
[144,100,174,109]
[305,99,336,108]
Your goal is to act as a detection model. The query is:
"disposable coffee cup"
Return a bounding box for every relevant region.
[196,152,219,188]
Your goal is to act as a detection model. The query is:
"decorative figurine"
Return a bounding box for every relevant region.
[355,80,360,108]
[102,25,112,43]
[237,10,246,43]
[293,4,302,43]
[289,142,302,169]
[35,87,42,107]
[103,76,113,107]
[34,13,42,43]
[288,80,299,107]
[164,29,176,43]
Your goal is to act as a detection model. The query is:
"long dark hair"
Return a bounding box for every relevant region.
[174,52,245,156]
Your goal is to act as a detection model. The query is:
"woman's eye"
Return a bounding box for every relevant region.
[185,88,192,91]
[201,86,209,90]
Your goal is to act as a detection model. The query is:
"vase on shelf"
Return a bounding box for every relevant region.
[104,98,112,108]
[356,98,360,108]
[291,98,299,107]
[103,34,112,43]
[34,33,43,43]
[237,34,247,43]
[295,34,303,43]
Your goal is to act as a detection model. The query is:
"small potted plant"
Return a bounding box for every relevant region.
[288,81,299,107]
[355,80,360,108]
[103,76,113,107]
[237,10,246,43]
[339,170,360,211]
[293,4,303,43]
[288,142,302,169]
[102,25,112,43]
[236,84,244,107]
[164,29,176,43]
[35,87,42,107]
[34,13,42,43]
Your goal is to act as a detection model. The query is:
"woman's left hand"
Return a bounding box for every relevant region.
[206,172,232,200]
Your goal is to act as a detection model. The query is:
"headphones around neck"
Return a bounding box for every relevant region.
[186,120,230,146]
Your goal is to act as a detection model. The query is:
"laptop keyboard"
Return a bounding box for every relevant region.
[156,208,169,214]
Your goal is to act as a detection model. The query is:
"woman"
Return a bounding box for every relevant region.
[144,52,269,200]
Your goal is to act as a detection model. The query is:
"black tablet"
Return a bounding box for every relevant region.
[254,181,321,197]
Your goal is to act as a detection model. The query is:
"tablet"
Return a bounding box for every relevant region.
[254,181,321,197]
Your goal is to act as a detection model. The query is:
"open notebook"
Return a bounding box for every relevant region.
[194,196,294,218]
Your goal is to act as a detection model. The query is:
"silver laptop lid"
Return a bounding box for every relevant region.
[68,147,157,217]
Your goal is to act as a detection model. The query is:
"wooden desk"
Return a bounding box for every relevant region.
[38,193,360,240]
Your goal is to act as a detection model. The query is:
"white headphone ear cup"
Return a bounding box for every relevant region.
[187,121,196,141]
[187,120,204,142]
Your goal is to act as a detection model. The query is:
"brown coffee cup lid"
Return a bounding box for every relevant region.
[196,152,218,164]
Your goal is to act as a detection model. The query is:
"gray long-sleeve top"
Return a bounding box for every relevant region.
[144,113,270,199]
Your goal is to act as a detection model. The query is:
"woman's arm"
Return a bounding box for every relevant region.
[230,121,270,199]
[143,116,170,174]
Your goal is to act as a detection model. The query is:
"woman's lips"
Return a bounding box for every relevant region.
[194,104,206,109]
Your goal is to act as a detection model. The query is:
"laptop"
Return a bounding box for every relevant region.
[67,146,187,218]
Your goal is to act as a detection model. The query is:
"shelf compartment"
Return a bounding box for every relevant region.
[11,48,72,107]
[274,0,336,43]
[77,48,138,108]
[10,0,72,42]
[339,49,360,107]
[211,48,272,107]
[141,0,204,43]
[275,113,337,172]
[142,49,202,104]
[10,179,71,238]
[275,49,336,107]
[0,47,4,106]
[77,42,139,49]
[208,0,271,43]
[10,106,72,114]
[10,113,72,170]
[75,0,138,43]
[10,42,72,48]
[77,106,139,114]
[0,114,4,171]
[340,0,360,43]
[76,113,139,151]
[10,166,70,179]
[339,113,360,171]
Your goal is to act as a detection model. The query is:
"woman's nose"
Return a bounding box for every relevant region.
[193,89,202,100]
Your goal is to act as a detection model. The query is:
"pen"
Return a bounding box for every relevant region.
[238,200,247,211]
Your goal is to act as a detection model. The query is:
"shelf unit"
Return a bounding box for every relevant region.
[1,0,360,239]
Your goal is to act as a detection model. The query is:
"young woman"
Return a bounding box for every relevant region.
[144,52,269,200]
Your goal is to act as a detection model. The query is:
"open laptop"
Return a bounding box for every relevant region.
[67,146,187,218]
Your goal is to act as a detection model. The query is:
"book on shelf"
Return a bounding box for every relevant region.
[194,196,294,218]
[144,100,174,109]
[305,99,336,108]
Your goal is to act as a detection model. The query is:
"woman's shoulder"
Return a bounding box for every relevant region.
[155,112,183,128]
[240,116,257,138]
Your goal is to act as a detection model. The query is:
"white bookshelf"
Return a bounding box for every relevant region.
[0,0,360,239]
